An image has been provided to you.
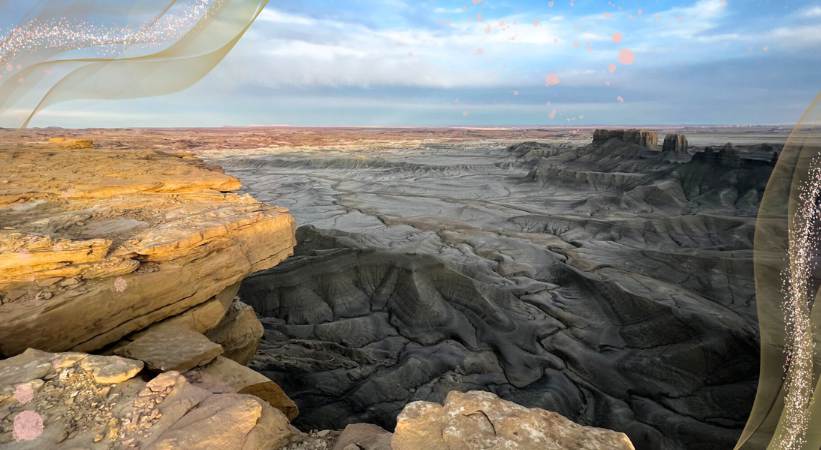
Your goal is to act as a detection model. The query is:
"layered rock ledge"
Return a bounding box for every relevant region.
[0,141,296,356]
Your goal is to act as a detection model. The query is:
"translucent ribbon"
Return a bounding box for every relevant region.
[0,0,268,128]
[737,93,821,449]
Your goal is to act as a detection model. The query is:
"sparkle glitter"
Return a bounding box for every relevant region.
[776,152,821,450]
[0,0,216,71]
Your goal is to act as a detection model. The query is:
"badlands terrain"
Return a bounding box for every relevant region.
[0,125,808,449]
[208,127,784,450]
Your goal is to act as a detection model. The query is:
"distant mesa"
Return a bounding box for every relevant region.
[47,137,94,149]
[592,128,658,149]
[662,133,689,154]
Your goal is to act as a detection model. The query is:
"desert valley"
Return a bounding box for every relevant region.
[1,125,810,449]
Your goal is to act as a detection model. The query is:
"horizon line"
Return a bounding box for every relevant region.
[4,123,804,131]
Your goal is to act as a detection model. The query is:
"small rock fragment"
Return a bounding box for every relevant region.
[80,355,143,384]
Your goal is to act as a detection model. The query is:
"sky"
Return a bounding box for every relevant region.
[17,0,821,127]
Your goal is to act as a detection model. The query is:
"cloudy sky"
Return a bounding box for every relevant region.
[26,0,821,127]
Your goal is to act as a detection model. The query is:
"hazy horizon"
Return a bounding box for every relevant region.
[11,123,807,130]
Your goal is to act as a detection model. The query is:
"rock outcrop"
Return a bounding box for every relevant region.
[207,300,266,365]
[592,129,658,149]
[113,326,224,372]
[334,423,392,450]
[0,349,295,449]
[0,142,296,357]
[662,133,688,154]
[392,391,635,450]
[188,356,299,421]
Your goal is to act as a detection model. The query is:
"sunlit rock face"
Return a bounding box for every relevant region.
[224,132,780,450]
[0,141,296,356]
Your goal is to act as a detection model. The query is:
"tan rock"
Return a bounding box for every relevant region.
[333,423,392,450]
[79,355,143,385]
[0,145,295,356]
[47,137,94,149]
[158,283,240,334]
[145,394,265,450]
[206,300,264,365]
[241,400,296,450]
[50,352,88,370]
[114,327,223,372]
[0,350,293,449]
[392,391,635,450]
[188,356,298,421]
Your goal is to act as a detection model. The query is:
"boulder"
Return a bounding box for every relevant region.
[592,129,658,149]
[333,423,392,450]
[187,356,298,421]
[0,145,295,357]
[114,326,223,372]
[155,283,240,335]
[391,390,635,450]
[662,133,688,153]
[78,355,144,384]
[0,350,294,449]
[206,300,265,365]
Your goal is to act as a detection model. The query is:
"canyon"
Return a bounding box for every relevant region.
[0,125,807,449]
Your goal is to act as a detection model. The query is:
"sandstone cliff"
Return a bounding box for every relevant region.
[0,141,296,356]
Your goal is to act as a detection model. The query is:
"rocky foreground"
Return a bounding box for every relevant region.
[0,134,636,449]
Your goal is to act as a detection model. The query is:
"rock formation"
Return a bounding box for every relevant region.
[207,301,266,365]
[0,136,301,447]
[113,326,224,372]
[662,133,688,154]
[0,142,296,357]
[0,349,295,449]
[334,423,392,450]
[592,129,658,149]
[1,348,629,449]
[392,391,635,450]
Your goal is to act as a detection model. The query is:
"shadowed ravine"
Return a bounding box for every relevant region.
[226,134,775,450]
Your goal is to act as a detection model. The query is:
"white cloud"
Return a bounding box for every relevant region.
[768,24,821,49]
[257,9,317,26]
[204,0,817,93]
[433,7,466,14]
[652,0,728,39]
[801,6,821,18]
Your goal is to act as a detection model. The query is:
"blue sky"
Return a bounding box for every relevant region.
[23,0,821,127]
